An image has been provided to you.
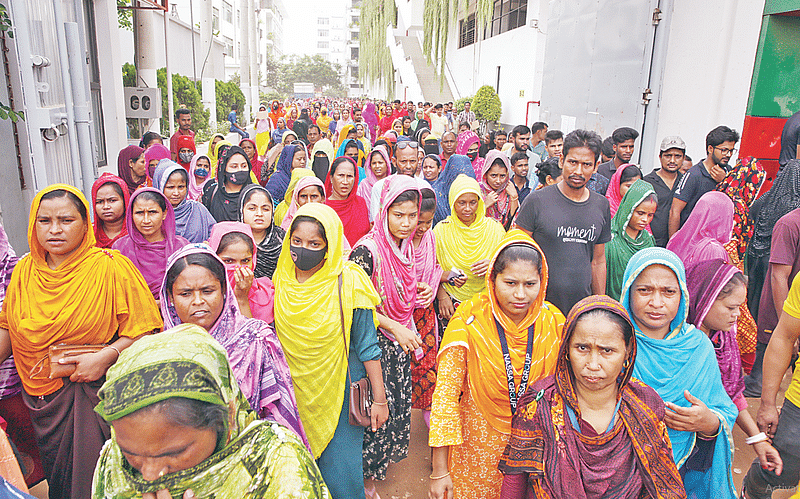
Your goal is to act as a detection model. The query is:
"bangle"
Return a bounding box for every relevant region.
[429,471,450,480]
[373,400,388,406]
[104,345,121,360]
[698,423,721,440]
[746,432,768,445]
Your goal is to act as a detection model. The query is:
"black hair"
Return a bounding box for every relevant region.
[420,188,436,213]
[562,129,602,163]
[573,308,634,347]
[308,124,321,134]
[290,215,328,244]
[495,130,507,138]
[544,130,563,144]
[490,243,543,280]
[132,190,167,212]
[684,155,693,162]
[166,168,189,185]
[718,271,747,300]
[217,231,254,256]
[537,156,562,185]
[99,180,125,199]
[220,145,252,176]
[242,186,272,207]
[459,121,470,130]
[706,125,740,148]
[175,108,191,119]
[531,122,548,134]
[140,131,164,148]
[344,142,359,154]
[612,127,639,145]
[230,105,237,111]
[41,189,88,221]
[136,397,227,449]
[601,136,615,158]
[619,165,643,184]
[511,125,531,138]
[390,189,420,209]
[510,152,528,166]
[165,252,227,297]
[636,192,658,207]
[434,103,443,109]
[393,99,401,104]
[463,100,471,105]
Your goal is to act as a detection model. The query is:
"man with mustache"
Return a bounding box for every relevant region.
[643,136,685,247]
[514,129,611,314]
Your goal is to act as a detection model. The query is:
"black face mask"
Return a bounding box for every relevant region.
[290,245,326,271]
[312,156,330,180]
[225,170,249,185]
[467,151,479,162]
[424,143,440,156]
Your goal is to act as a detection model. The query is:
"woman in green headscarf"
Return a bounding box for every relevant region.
[605,179,657,300]
[92,324,329,499]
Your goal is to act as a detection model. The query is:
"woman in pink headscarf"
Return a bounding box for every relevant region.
[357,145,393,221]
[605,163,643,219]
[667,190,734,270]
[457,130,484,178]
[363,102,380,145]
[144,143,171,183]
[280,175,325,230]
[481,150,519,230]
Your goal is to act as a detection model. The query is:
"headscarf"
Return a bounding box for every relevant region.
[325,157,371,246]
[605,163,638,218]
[93,325,325,498]
[117,145,146,195]
[353,175,419,338]
[153,161,216,243]
[238,184,285,279]
[605,180,656,300]
[159,245,307,446]
[621,248,738,498]
[316,108,333,134]
[429,154,477,225]
[281,175,325,230]
[437,230,564,434]
[112,187,190,296]
[362,102,379,143]
[356,145,392,209]
[666,191,733,270]
[91,173,130,248]
[207,222,276,324]
[457,130,484,178]
[144,143,171,179]
[433,174,506,303]
[268,100,284,127]
[187,153,212,201]
[0,184,161,397]
[204,146,253,222]
[265,144,304,204]
[498,295,685,499]
[336,124,357,150]
[272,203,381,457]
[310,138,335,182]
[207,133,226,167]
[175,134,196,170]
[274,168,314,223]
[749,159,800,259]
[715,156,765,260]
[239,138,264,182]
[413,180,443,300]
[686,260,746,404]
[481,150,513,226]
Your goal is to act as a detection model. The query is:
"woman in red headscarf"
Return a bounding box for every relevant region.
[175,134,196,172]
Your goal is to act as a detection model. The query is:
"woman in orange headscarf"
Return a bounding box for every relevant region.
[428,230,565,499]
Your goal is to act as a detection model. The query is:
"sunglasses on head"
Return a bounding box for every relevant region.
[396,141,419,150]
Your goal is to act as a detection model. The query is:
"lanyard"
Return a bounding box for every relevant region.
[494,318,535,414]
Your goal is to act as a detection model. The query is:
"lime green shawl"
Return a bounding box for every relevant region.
[605,180,656,300]
[92,324,330,498]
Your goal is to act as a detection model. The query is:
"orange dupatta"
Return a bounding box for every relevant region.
[438,230,565,434]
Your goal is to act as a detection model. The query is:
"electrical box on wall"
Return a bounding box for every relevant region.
[124,88,162,119]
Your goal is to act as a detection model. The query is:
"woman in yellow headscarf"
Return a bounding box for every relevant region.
[0,184,162,499]
[433,174,505,321]
[207,133,226,167]
[428,230,565,499]
[272,203,389,499]
[210,139,233,178]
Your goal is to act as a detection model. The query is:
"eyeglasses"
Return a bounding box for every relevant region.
[396,141,419,150]
[713,146,737,156]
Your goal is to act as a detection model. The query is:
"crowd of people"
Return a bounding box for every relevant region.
[0,94,797,499]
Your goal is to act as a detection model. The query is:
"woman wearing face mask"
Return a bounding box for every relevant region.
[113,188,190,298]
[311,138,335,182]
[202,146,254,223]
[187,153,213,201]
[273,203,389,498]
[457,130,484,178]
[240,138,264,185]
[144,144,171,182]
[606,164,643,219]
[281,176,326,230]
[265,144,307,208]
[153,161,216,244]
[160,246,307,445]
[91,173,130,248]
[481,150,519,230]
[117,145,148,195]
[208,222,276,324]
[176,135,196,171]
[239,184,285,280]
[92,325,326,498]
[358,145,393,222]
[326,157,371,247]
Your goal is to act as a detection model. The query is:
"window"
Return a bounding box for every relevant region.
[212,7,220,30]
[317,41,329,49]
[352,16,359,24]
[350,47,359,59]
[459,14,476,48]
[224,36,234,57]
[318,17,329,25]
[350,31,359,41]
[318,29,329,37]
[351,66,359,78]
[487,0,526,38]
[223,2,233,24]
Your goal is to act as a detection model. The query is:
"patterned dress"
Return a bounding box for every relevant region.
[411,304,438,410]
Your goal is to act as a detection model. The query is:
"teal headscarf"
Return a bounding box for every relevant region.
[620,248,738,499]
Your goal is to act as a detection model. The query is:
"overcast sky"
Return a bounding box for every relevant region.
[281,0,346,57]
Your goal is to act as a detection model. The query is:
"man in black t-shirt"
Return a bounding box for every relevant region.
[779,110,800,168]
[514,129,611,315]
[597,127,639,182]
[643,136,685,247]
[668,125,739,237]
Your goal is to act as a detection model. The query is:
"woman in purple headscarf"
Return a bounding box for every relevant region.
[116,145,147,195]
[112,188,190,298]
[666,191,734,270]
[363,102,380,145]
[685,259,783,475]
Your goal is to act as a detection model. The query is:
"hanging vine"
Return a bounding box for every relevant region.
[422,0,493,80]
[359,0,396,96]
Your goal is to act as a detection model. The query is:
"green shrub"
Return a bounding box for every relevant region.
[472,85,501,123]
[454,96,473,114]
[216,78,246,127]
[156,68,209,137]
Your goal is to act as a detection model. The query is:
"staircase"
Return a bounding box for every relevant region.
[395,34,455,103]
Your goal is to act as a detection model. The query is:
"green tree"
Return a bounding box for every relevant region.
[359,0,396,94]
[156,68,209,137]
[472,85,502,128]
[117,0,133,31]
[280,55,345,96]
[0,5,23,122]
[215,77,246,126]
[122,62,136,87]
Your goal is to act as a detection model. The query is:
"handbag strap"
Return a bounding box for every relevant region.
[337,273,354,387]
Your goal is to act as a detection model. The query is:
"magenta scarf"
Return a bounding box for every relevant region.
[353,175,420,335]
[117,145,146,195]
[144,144,171,180]
[281,176,325,230]
[457,130,484,178]
[667,191,734,270]
[685,259,746,404]
[207,221,276,324]
[606,163,636,218]
[413,180,443,307]
[356,144,392,205]
[112,187,189,296]
[187,153,211,201]
[481,149,512,222]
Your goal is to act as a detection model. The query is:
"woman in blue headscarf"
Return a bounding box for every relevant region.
[429,154,476,226]
[620,247,738,499]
